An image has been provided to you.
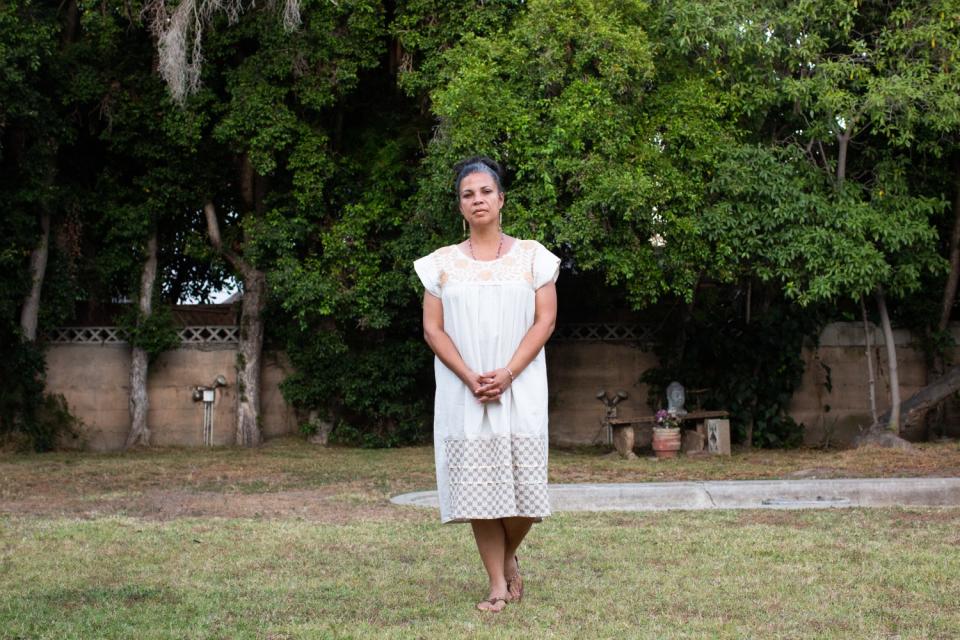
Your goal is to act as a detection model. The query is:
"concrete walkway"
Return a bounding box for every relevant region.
[390,477,960,512]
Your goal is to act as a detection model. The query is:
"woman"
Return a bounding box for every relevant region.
[414,156,560,613]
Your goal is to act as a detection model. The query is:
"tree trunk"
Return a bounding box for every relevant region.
[19,0,79,341]
[125,230,158,449]
[204,201,265,446]
[938,157,960,333]
[745,357,763,449]
[673,273,700,368]
[236,268,266,446]
[875,287,900,433]
[836,127,851,185]
[20,211,51,342]
[921,157,960,439]
[855,287,912,449]
[860,295,878,425]
[877,364,960,431]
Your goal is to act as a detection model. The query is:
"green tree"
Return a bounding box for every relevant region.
[665,0,958,441]
[418,0,730,307]
[176,0,385,445]
[0,0,82,449]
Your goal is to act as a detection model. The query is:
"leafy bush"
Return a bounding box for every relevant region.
[0,338,82,452]
[278,317,433,449]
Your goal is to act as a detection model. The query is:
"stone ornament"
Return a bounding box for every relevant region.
[707,419,732,456]
[666,381,687,416]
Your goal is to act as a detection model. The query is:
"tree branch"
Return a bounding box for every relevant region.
[203,201,246,275]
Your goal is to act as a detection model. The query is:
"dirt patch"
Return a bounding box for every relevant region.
[785,467,836,479]
[4,439,959,523]
[0,487,432,524]
[886,508,960,525]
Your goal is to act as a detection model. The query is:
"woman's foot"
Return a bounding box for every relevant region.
[505,555,523,602]
[476,595,508,612]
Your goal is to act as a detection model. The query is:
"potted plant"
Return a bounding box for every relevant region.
[652,409,682,459]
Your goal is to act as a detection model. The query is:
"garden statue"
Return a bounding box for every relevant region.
[666,381,687,416]
[597,390,634,459]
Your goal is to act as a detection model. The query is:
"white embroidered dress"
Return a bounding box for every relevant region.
[414,239,560,524]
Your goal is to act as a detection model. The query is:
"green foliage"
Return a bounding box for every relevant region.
[418,0,747,307]
[117,304,181,363]
[5,0,960,450]
[278,322,432,448]
[664,0,956,304]
[181,1,433,445]
[273,128,433,445]
[702,145,945,304]
[0,338,81,452]
[392,0,525,96]
[425,0,657,211]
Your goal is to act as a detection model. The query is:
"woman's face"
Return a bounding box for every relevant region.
[458,171,504,229]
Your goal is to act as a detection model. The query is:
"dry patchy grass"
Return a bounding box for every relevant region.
[1,437,958,522]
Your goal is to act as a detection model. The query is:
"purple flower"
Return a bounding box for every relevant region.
[656,408,679,428]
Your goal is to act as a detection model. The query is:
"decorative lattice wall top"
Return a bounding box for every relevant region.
[50,323,648,345]
[550,323,656,344]
[48,326,239,344]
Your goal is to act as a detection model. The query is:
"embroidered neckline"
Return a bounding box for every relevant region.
[434,239,537,287]
[454,239,519,263]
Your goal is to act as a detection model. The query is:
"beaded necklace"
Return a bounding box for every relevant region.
[468,232,504,261]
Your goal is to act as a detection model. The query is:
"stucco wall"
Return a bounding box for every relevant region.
[45,322,960,450]
[46,343,298,451]
[546,342,659,447]
[789,323,957,446]
[543,323,960,447]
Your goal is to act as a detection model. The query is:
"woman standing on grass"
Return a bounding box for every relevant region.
[414,156,560,613]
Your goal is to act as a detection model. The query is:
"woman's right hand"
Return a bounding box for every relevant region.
[465,371,495,401]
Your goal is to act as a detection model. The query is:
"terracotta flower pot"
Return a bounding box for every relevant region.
[652,427,682,459]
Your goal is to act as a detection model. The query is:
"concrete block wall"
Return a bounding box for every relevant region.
[546,342,659,447]
[44,322,960,450]
[546,322,960,447]
[46,343,298,451]
[790,324,957,446]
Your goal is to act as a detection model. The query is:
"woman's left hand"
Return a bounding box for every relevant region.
[475,368,513,403]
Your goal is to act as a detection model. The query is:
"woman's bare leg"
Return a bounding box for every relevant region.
[501,517,533,598]
[470,519,509,610]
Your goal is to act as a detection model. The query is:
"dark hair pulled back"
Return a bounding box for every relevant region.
[453,156,505,195]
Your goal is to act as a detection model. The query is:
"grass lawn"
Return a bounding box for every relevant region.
[1,438,959,639]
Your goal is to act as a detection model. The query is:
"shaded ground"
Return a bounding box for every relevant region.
[1,437,958,522]
[0,485,428,524]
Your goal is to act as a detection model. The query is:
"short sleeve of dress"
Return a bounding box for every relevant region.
[413,253,441,298]
[532,242,561,289]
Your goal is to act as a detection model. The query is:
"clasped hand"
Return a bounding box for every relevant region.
[470,368,512,403]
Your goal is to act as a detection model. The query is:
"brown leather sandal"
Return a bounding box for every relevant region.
[476,596,508,612]
[506,555,524,602]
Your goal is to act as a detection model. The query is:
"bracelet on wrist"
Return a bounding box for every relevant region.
[504,367,514,381]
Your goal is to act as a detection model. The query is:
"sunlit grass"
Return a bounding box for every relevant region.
[1,509,958,639]
[1,438,958,638]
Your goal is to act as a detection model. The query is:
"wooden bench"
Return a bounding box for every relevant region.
[607,410,730,458]
[608,410,730,427]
